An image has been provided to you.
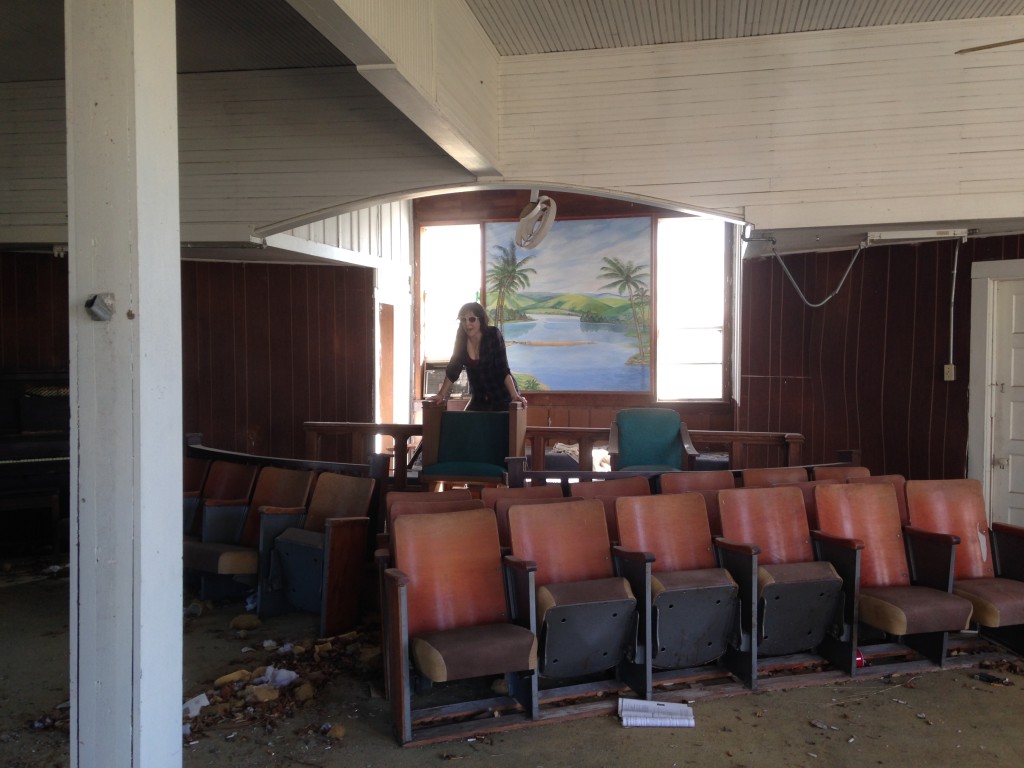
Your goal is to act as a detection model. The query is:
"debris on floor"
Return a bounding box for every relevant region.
[180,617,382,744]
[618,698,695,728]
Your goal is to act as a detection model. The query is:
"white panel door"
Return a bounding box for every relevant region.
[990,279,1024,526]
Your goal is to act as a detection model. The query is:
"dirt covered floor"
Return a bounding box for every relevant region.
[3,567,1024,768]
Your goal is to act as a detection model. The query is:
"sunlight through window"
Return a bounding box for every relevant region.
[419,225,482,361]
[656,218,726,400]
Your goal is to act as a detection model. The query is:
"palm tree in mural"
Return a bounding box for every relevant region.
[486,242,537,333]
[634,283,651,327]
[598,255,650,361]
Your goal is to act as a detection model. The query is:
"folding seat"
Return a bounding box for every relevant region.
[385,487,475,511]
[659,469,736,536]
[259,470,377,635]
[814,482,974,670]
[906,479,1024,655]
[505,498,647,699]
[813,465,870,482]
[419,401,526,491]
[384,507,538,744]
[779,479,838,530]
[615,493,739,696]
[848,474,909,525]
[481,483,564,509]
[570,475,652,544]
[377,495,487,698]
[183,459,257,538]
[481,483,566,548]
[183,465,313,600]
[740,466,808,488]
[716,486,845,687]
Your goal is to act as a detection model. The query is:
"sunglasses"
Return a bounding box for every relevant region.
[458,315,480,322]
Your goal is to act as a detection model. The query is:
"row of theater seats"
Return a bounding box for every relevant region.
[182,454,381,636]
[378,475,1024,745]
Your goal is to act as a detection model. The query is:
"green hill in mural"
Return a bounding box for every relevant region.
[486,291,637,324]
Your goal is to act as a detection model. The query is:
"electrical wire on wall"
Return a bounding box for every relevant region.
[942,237,958,382]
[741,226,866,309]
[770,242,866,309]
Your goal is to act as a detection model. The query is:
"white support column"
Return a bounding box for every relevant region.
[65,1,182,765]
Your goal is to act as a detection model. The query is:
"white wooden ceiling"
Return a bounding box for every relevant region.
[464,0,1024,55]
[5,0,1024,84]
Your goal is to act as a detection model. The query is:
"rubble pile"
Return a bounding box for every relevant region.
[181,615,383,744]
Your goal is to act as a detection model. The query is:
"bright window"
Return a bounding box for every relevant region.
[419,224,482,361]
[656,218,726,400]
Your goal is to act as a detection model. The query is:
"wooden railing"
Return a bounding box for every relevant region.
[302,420,814,486]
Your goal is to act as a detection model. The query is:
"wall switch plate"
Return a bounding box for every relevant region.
[943,364,956,382]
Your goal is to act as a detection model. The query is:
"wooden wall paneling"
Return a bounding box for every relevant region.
[0,253,68,372]
[883,246,922,477]
[741,259,774,382]
[268,265,301,458]
[194,262,241,451]
[180,261,375,461]
[807,251,857,466]
[243,265,272,455]
[313,267,342,460]
[180,262,199,445]
[907,244,943,479]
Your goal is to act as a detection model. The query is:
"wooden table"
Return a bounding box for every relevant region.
[524,426,610,470]
[304,422,424,489]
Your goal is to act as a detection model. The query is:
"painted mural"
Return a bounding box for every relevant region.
[483,217,652,392]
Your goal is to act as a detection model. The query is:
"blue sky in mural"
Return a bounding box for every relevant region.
[484,218,651,293]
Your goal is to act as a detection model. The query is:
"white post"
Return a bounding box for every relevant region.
[65,0,182,765]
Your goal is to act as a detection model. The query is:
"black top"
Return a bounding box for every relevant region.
[445,326,516,411]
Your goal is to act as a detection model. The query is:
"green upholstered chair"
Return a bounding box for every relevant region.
[608,407,721,471]
[419,401,526,489]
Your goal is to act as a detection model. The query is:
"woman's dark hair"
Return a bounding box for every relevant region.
[456,301,489,328]
[452,301,490,354]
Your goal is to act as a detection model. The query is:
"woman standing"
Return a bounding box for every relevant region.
[429,302,527,411]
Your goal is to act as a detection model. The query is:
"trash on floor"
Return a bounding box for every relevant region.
[618,698,695,728]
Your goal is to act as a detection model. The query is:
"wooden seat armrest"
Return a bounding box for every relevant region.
[502,555,537,629]
[810,530,863,550]
[679,423,700,460]
[259,505,306,517]
[904,526,960,546]
[904,525,958,591]
[202,497,250,508]
[991,522,1024,581]
[184,490,200,499]
[612,545,656,564]
[383,567,409,588]
[323,516,369,529]
[713,537,761,557]
[374,546,391,568]
[611,546,653,606]
[502,555,537,573]
[811,530,862,615]
[992,521,1024,539]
